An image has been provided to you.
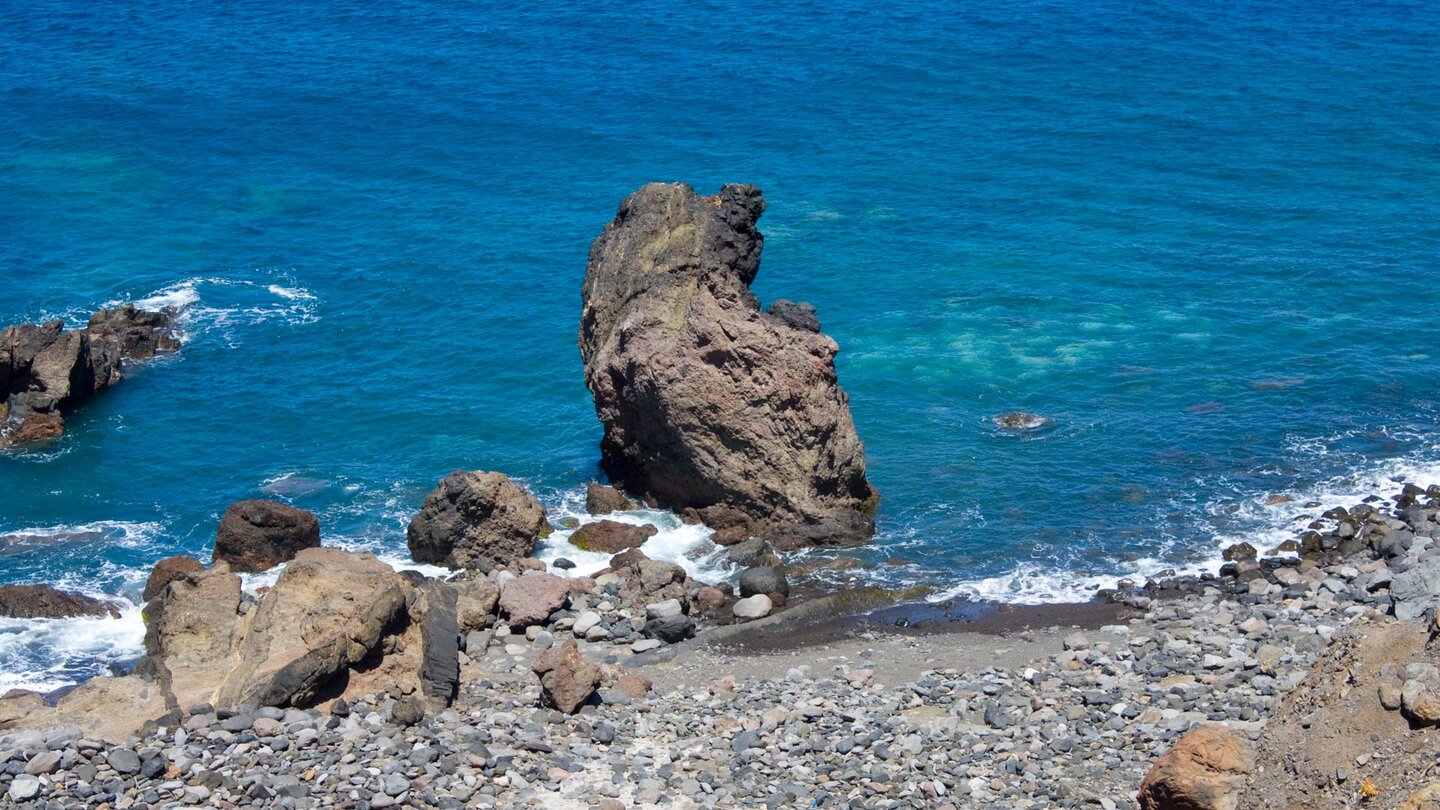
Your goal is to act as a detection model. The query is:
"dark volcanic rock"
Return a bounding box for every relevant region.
[87,304,181,360]
[142,555,205,601]
[0,584,121,619]
[414,580,460,709]
[579,183,878,549]
[1,306,178,448]
[585,482,637,515]
[766,299,820,333]
[739,565,790,599]
[407,471,551,571]
[570,520,657,554]
[213,500,321,573]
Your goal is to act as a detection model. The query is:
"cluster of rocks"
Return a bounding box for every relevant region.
[5,486,1440,808]
[1,305,179,448]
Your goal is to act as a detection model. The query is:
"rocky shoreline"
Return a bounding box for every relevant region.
[3,482,1440,808]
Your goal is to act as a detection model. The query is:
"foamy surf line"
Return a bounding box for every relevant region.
[932,448,1440,605]
[101,274,320,345]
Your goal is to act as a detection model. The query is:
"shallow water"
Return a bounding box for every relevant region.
[2,0,1439,689]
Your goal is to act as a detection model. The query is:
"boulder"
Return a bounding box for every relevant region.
[1137,725,1254,810]
[407,471,551,571]
[579,183,878,549]
[1390,558,1440,621]
[499,572,570,626]
[570,520,657,554]
[532,639,601,714]
[214,548,408,709]
[725,537,782,569]
[0,584,120,619]
[454,578,500,632]
[212,499,321,573]
[642,613,695,644]
[138,567,246,710]
[142,555,205,601]
[739,565,790,599]
[585,482,637,514]
[732,594,773,619]
[87,304,180,359]
[994,412,1054,430]
[614,672,653,700]
[413,580,460,710]
[607,550,691,610]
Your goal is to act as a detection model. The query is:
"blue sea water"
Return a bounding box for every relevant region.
[3,0,1439,690]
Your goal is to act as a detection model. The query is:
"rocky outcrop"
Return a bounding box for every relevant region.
[579,183,878,549]
[142,555,205,601]
[212,500,321,573]
[408,471,552,571]
[0,306,178,449]
[532,639,601,714]
[1138,725,1254,810]
[569,520,656,554]
[0,585,121,619]
[585,482,636,515]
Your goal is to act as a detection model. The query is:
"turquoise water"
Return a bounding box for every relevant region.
[3,0,1439,689]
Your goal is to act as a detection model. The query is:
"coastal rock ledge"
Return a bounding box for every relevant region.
[579,183,878,549]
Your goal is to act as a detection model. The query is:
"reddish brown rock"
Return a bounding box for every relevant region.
[1137,725,1254,810]
[532,639,601,714]
[213,499,321,573]
[142,555,205,601]
[579,183,878,549]
[614,672,653,700]
[498,572,570,626]
[585,482,637,515]
[570,520,657,554]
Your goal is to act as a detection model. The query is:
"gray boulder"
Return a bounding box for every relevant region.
[739,565,790,599]
[1390,558,1440,621]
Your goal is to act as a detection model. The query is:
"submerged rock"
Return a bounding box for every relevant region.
[579,183,878,549]
[408,471,551,571]
[994,411,1054,431]
[212,499,321,573]
[570,519,656,554]
[0,584,121,619]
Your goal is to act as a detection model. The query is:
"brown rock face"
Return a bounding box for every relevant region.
[213,500,322,573]
[408,471,551,571]
[0,584,121,619]
[579,183,878,549]
[87,304,182,360]
[1137,725,1255,810]
[142,555,205,601]
[570,520,657,554]
[532,639,601,714]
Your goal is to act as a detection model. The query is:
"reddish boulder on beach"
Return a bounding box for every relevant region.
[499,572,570,626]
[532,639,601,714]
[212,499,321,573]
[1137,725,1254,810]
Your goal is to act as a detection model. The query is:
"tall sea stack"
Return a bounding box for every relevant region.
[579,182,878,549]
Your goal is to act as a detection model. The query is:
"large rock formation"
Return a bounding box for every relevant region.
[212,500,322,573]
[407,471,552,571]
[579,183,878,549]
[0,306,178,448]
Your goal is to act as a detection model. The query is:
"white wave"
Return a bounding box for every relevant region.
[534,489,737,584]
[104,274,319,347]
[0,520,164,553]
[0,597,145,694]
[932,446,1440,606]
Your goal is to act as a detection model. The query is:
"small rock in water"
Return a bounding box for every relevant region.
[994,412,1054,430]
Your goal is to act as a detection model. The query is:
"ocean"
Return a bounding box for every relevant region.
[2,0,1438,692]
